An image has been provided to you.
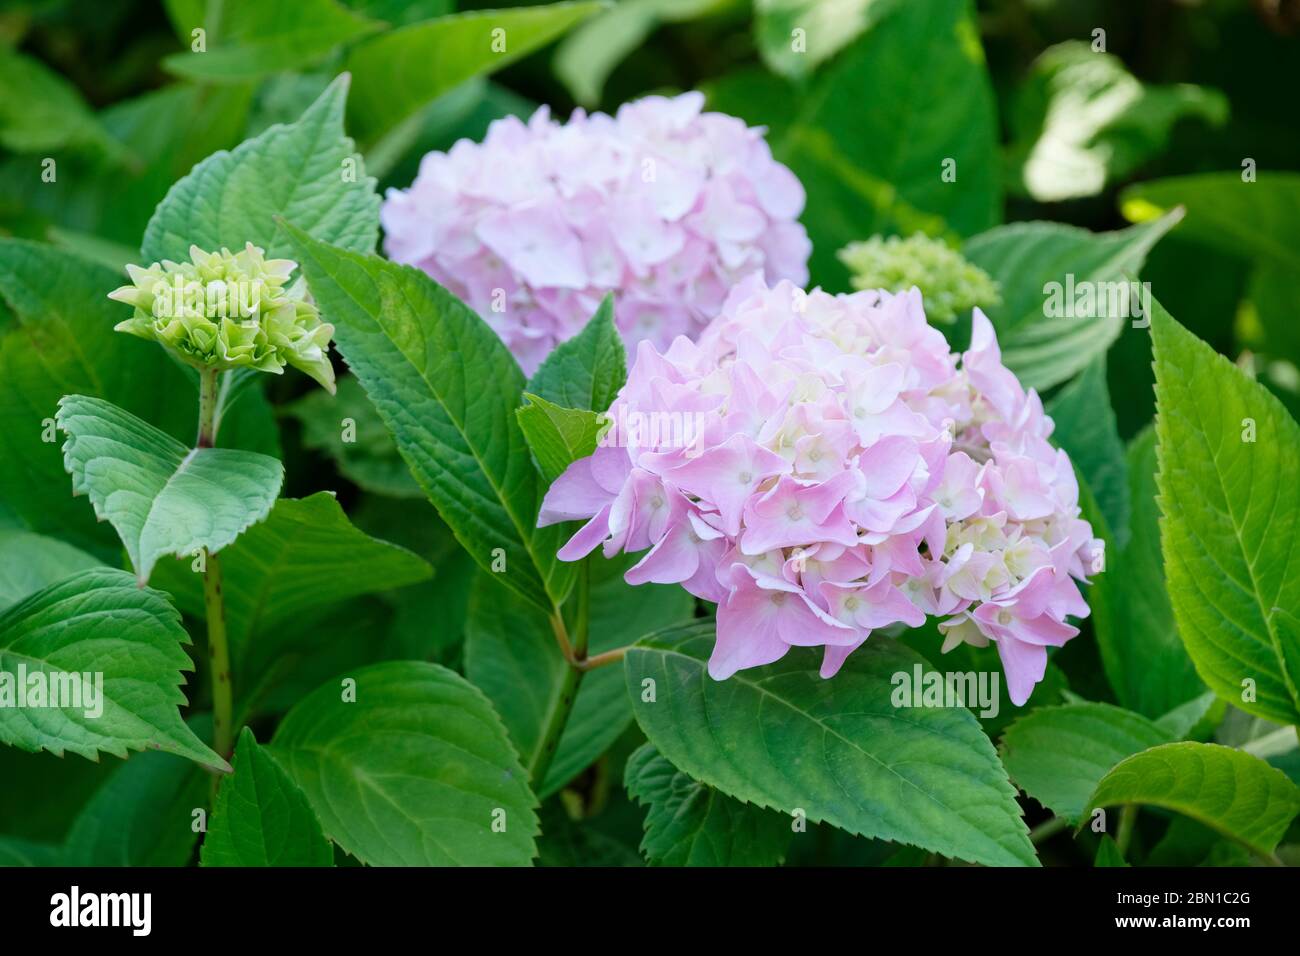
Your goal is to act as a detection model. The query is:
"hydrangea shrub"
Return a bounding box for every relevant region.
[1,0,1297,878]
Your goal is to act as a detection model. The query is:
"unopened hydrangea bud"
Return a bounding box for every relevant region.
[108,242,336,393]
[838,233,1000,323]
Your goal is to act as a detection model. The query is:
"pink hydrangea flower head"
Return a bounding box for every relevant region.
[539,276,1102,705]
[381,92,811,373]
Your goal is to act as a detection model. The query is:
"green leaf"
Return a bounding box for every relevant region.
[284,225,573,613]
[624,622,1036,866]
[0,747,117,843]
[517,394,606,484]
[1121,172,1300,274]
[64,745,208,866]
[142,74,380,264]
[164,0,379,83]
[0,568,227,772]
[999,703,1172,823]
[56,395,283,586]
[201,727,332,867]
[0,82,254,251]
[1046,355,1129,546]
[465,553,693,798]
[1007,42,1226,202]
[753,0,900,80]
[340,0,454,27]
[0,48,121,156]
[1094,836,1129,867]
[1083,742,1300,858]
[345,2,608,145]
[0,835,62,867]
[0,241,275,556]
[526,295,626,413]
[0,531,101,613]
[625,743,792,866]
[149,493,430,691]
[1152,301,1300,724]
[1155,691,1221,741]
[1146,814,1251,867]
[556,0,728,106]
[707,0,1000,288]
[286,375,423,498]
[1091,427,1206,718]
[1246,263,1300,368]
[270,661,540,866]
[963,211,1179,390]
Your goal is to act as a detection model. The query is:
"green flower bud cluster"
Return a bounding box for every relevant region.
[838,233,1001,324]
[109,243,335,393]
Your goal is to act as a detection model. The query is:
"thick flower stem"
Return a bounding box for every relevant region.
[204,552,233,761]
[197,368,234,764]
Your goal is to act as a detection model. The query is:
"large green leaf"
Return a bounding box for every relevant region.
[150,492,430,692]
[1006,42,1226,202]
[284,225,573,612]
[708,0,1000,288]
[0,48,121,156]
[201,727,332,867]
[1152,301,1300,724]
[0,568,226,771]
[1083,742,1300,858]
[270,661,540,866]
[164,0,379,82]
[56,395,283,586]
[999,703,1171,823]
[1090,427,1205,717]
[625,742,792,866]
[345,2,607,145]
[63,743,208,866]
[624,622,1036,866]
[0,531,101,613]
[465,553,693,798]
[1122,172,1300,274]
[963,211,1179,391]
[142,74,380,264]
[1046,356,1128,546]
[0,241,275,556]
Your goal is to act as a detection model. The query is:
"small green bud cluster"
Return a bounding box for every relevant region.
[838,233,1001,324]
[109,243,335,392]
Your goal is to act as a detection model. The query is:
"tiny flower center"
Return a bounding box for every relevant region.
[786,503,803,521]
[737,471,753,484]
[997,610,1013,626]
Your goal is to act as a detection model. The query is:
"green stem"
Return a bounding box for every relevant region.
[204,551,233,761]
[1029,816,1069,845]
[197,368,234,764]
[529,563,591,786]
[1116,804,1138,855]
